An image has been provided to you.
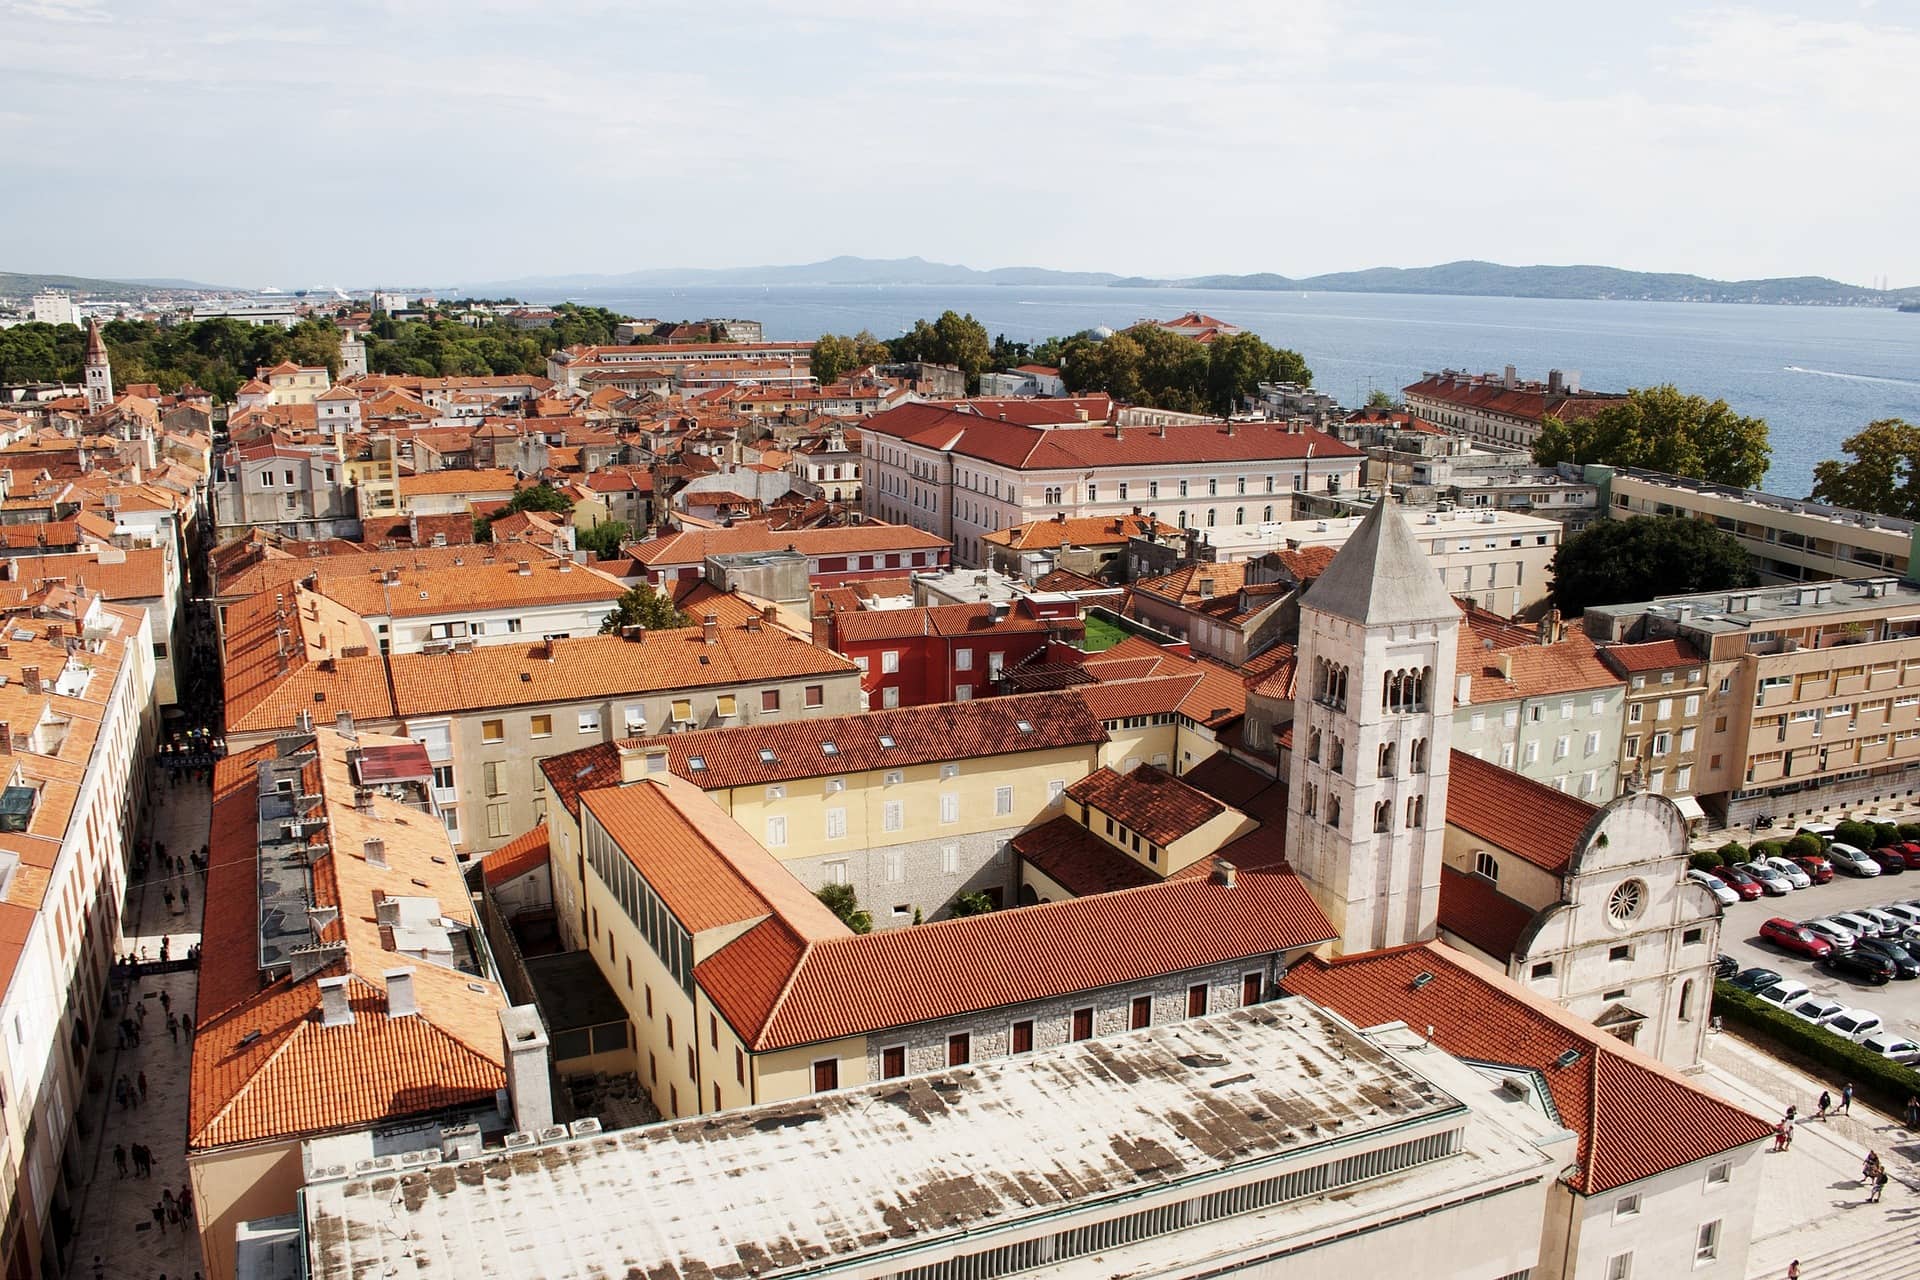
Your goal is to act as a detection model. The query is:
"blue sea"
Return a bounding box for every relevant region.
[545,285,1920,499]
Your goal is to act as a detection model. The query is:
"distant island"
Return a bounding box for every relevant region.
[11,257,1919,309]
[464,256,1920,308]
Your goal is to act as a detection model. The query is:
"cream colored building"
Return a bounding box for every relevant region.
[1587,576,1920,826]
[260,360,333,405]
[1598,464,1915,584]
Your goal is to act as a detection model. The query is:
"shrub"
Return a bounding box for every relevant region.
[1690,850,1725,871]
[1836,820,1878,850]
[1750,840,1786,860]
[1716,841,1746,864]
[1899,823,1920,843]
[1875,822,1901,848]
[1714,982,1920,1113]
[815,883,872,934]
[950,892,996,918]
[1785,833,1823,859]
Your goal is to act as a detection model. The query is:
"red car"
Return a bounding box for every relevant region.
[1794,854,1836,884]
[1759,918,1833,959]
[1894,842,1920,870]
[1712,865,1765,900]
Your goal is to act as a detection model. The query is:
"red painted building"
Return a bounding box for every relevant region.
[820,598,1083,708]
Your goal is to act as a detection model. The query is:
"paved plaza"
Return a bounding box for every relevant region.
[64,773,209,1280]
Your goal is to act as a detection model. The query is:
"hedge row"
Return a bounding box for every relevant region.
[1712,981,1920,1113]
[1690,833,1823,870]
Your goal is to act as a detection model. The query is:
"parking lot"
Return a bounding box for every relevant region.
[1716,865,1920,1042]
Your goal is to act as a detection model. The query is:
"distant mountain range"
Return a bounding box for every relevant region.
[471,256,1920,307]
[0,269,226,300]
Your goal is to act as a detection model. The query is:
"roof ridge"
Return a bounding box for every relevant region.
[745,928,817,1050]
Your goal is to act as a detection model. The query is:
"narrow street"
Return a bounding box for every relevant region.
[63,772,211,1280]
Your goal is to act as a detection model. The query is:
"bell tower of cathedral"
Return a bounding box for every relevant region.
[83,316,113,412]
[1285,499,1459,953]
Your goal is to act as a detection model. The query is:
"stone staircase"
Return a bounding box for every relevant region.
[1780,1224,1920,1280]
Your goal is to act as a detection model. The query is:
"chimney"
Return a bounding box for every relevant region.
[616,742,649,784]
[21,666,39,694]
[295,708,314,733]
[335,711,355,737]
[499,1006,555,1133]
[1496,653,1514,680]
[702,613,719,644]
[384,968,418,1018]
[1112,424,1122,441]
[620,624,642,642]
[0,721,9,755]
[375,896,402,928]
[1197,578,1214,599]
[318,975,354,1027]
[1456,674,1472,707]
[1211,860,1237,887]
[363,837,387,868]
[516,559,532,575]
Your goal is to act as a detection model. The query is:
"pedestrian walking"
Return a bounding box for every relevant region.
[1817,1089,1832,1118]
[162,1187,175,1215]
[1783,1118,1795,1150]
[1871,1169,1889,1203]
[1865,1150,1882,1182]
[1788,1261,1800,1279]
[166,1201,180,1230]
[180,883,190,909]
[113,1143,127,1178]
[159,989,171,1014]
[180,1183,193,1219]
[163,888,174,911]
[1774,1121,1789,1152]
[1907,1095,1920,1130]
[137,1070,148,1102]
[159,936,170,962]
[1843,1081,1855,1115]
[167,1012,178,1044]
[152,1201,167,1234]
[136,998,147,1023]
[91,1255,104,1280]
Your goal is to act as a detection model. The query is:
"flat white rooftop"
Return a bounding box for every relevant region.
[304,1004,1544,1280]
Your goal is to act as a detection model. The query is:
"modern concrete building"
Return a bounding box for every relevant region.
[1586,576,1920,826]
[1597,464,1915,584]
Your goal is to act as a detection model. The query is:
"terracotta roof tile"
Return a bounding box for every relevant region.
[1284,942,1772,1192]
[1011,816,1161,895]
[1599,638,1705,676]
[984,514,1179,552]
[481,823,550,888]
[1446,750,1597,875]
[1437,864,1539,959]
[1065,765,1226,846]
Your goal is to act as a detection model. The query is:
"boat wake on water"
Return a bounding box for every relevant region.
[1784,366,1920,389]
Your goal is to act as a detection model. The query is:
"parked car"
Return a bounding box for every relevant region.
[1829,842,1883,877]
[1712,865,1766,900]
[1826,1008,1885,1042]
[1833,910,1889,939]
[1759,856,1813,889]
[1739,861,1794,895]
[1789,995,1848,1025]
[1879,903,1920,930]
[1869,847,1909,875]
[1688,868,1741,907]
[1855,938,1920,979]
[1804,918,1861,948]
[1795,853,1836,883]
[1798,822,1837,846]
[1858,1031,1920,1064]
[1860,908,1909,936]
[1822,949,1895,984]
[1731,967,1785,992]
[1759,918,1833,958]
[1715,954,1741,980]
[1758,980,1814,1009]
[1891,842,1920,869]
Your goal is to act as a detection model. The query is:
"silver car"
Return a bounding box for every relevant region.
[1804,918,1860,948]
[1760,855,1813,889]
[1789,995,1847,1025]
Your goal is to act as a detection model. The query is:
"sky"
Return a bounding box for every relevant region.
[3,0,1917,289]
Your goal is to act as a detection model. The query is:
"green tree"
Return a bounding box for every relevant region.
[1365,389,1399,410]
[1052,323,1310,414]
[598,584,693,634]
[949,892,996,918]
[989,333,1030,371]
[816,883,873,934]
[1548,516,1757,614]
[575,520,631,560]
[887,311,992,391]
[1533,384,1771,489]
[810,332,858,384]
[1809,419,1920,518]
[502,483,573,516]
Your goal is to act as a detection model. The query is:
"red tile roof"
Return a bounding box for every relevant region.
[1462,628,1620,703]
[985,514,1179,552]
[1403,374,1625,426]
[1011,816,1161,895]
[1437,864,1540,960]
[627,690,1108,790]
[1285,942,1772,1192]
[700,860,1334,1051]
[481,823,550,888]
[1446,750,1598,875]
[628,523,949,567]
[863,404,1362,472]
[1599,638,1705,676]
[830,600,1067,644]
[1066,765,1226,846]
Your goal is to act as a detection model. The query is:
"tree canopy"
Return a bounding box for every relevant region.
[598,584,693,635]
[575,520,632,560]
[1365,389,1399,410]
[364,302,623,379]
[1548,515,1758,614]
[809,329,891,384]
[887,311,992,391]
[1809,419,1920,518]
[1532,384,1771,489]
[1053,324,1311,415]
[0,315,347,400]
[815,883,872,934]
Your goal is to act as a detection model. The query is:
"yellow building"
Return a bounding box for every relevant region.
[530,741,1334,1124]
[259,360,333,405]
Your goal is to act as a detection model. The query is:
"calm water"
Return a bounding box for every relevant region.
[548,285,1920,498]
